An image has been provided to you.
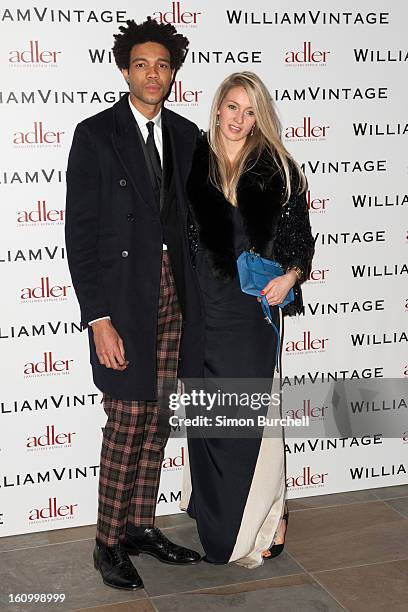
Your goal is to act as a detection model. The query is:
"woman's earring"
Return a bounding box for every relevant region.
[250,124,255,136]
[216,117,220,127]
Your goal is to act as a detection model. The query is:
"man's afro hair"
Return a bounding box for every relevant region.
[112,17,189,71]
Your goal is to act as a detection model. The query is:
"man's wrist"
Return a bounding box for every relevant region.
[89,316,111,326]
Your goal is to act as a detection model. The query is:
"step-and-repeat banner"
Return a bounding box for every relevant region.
[0,0,407,536]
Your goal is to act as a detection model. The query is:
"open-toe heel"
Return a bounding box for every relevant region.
[263,509,289,560]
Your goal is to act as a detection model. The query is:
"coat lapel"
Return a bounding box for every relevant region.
[112,94,158,214]
[162,108,198,233]
[161,121,172,189]
[161,119,174,208]
[163,108,197,189]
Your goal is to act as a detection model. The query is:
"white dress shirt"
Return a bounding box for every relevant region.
[128,96,163,163]
[89,98,164,327]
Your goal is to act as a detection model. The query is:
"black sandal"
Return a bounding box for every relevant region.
[262,509,289,560]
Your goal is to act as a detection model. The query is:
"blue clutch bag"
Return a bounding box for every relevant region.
[236,249,294,371]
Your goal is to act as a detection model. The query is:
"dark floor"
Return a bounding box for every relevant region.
[1,486,408,611]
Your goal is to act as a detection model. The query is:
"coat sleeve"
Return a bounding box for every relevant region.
[65,122,109,328]
[272,187,315,316]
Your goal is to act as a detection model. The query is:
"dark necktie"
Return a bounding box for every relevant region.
[146,121,162,191]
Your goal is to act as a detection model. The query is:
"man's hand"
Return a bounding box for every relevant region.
[90,319,129,371]
[259,270,298,306]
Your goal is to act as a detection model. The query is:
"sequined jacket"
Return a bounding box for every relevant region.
[186,135,315,316]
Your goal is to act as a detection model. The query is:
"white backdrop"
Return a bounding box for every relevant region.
[0,0,407,536]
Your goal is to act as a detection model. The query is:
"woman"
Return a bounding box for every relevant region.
[180,72,315,568]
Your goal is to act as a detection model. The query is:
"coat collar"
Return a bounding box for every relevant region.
[111,94,195,212]
[112,94,157,212]
[187,135,285,278]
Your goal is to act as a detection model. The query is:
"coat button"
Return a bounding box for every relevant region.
[121,250,129,258]
[119,178,127,187]
[126,213,134,221]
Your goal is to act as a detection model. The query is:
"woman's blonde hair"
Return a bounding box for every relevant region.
[208,71,307,205]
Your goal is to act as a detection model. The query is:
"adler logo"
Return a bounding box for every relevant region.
[285,117,330,141]
[152,2,202,26]
[12,122,65,146]
[17,200,64,226]
[26,425,76,451]
[9,41,61,66]
[286,466,328,489]
[285,42,330,66]
[20,276,71,302]
[285,400,328,421]
[285,331,329,354]
[308,268,329,283]
[307,190,330,213]
[167,80,203,106]
[23,352,73,378]
[162,446,185,470]
[28,497,77,523]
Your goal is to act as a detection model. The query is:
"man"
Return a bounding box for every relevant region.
[65,17,202,591]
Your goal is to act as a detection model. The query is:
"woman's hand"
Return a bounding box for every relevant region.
[259,270,298,306]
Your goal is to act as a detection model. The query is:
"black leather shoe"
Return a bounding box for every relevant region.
[93,542,144,590]
[122,527,202,565]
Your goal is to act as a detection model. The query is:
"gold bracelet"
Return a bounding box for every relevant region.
[288,265,303,281]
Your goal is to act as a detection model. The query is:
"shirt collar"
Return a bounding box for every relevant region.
[128,96,162,131]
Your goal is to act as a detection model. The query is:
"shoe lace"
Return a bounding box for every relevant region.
[149,527,174,554]
[149,527,195,558]
[110,548,136,576]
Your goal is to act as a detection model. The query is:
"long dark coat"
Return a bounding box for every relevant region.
[179,135,315,375]
[65,94,201,400]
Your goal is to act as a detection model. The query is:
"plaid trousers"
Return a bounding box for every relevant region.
[96,252,182,546]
